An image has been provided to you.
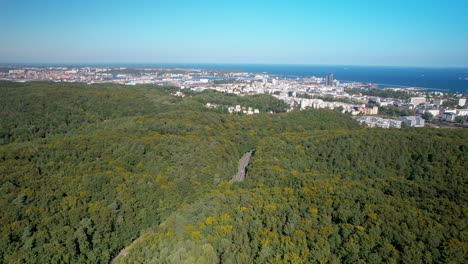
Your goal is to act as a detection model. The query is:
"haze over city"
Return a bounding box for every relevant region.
[1,0,467,67]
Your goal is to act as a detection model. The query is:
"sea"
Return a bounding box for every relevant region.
[157,64,468,94]
[7,63,468,94]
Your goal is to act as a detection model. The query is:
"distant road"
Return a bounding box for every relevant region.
[113,151,253,262]
[231,151,253,183]
[110,234,146,263]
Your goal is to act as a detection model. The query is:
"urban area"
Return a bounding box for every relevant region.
[1,66,467,128]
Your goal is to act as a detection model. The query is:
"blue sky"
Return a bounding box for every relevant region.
[1,0,467,66]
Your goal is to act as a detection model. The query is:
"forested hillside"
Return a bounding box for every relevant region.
[0,81,466,264]
[0,81,358,263]
[115,129,467,264]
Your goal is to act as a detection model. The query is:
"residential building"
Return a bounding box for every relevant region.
[356,116,402,128]
[456,109,468,116]
[442,112,456,121]
[399,116,425,127]
[433,98,444,106]
[364,106,379,115]
[410,97,426,105]
[422,109,440,116]
[458,98,466,107]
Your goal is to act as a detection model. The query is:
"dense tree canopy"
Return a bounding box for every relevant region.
[116,129,467,264]
[378,105,417,117]
[189,89,290,113]
[0,81,466,264]
[347,88,411,100]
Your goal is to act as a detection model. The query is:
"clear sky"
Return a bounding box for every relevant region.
[1,0,467,67]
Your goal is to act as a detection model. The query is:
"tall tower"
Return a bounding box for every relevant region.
[325,73,334,86]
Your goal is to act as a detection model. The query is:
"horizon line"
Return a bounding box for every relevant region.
[0,62,467,69]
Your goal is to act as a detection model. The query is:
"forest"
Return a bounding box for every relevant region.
[0,81,466,264]
[347,88,412,100]
[377,105,417,117]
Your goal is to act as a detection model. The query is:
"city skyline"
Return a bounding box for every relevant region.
[1,0,467,67]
